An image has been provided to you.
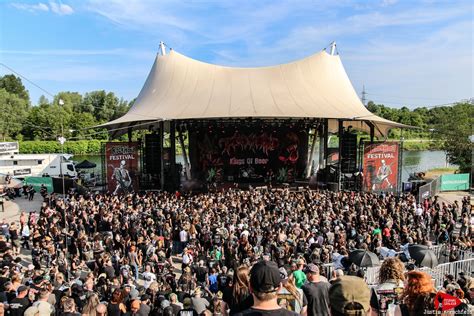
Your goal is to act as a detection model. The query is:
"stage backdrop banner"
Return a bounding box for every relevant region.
[363,142,399,192]
[190,127,308,183]
[105,142,139,193]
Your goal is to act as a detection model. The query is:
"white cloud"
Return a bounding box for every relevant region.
[11,2,49,13]
[49,1,73,15]
[11,1,73,15]
[381,0,398,6]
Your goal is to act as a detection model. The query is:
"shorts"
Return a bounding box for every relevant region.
[13,239,21,248]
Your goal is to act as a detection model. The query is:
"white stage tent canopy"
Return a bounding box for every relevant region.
[99,47,409,136]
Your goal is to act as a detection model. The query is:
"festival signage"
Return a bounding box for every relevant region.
[0,142,19,154]
[363,142,399,192]
[105,142,139,193]
[13,168,31,176]
[24,176,53,193]
[190,127,308,183]
[440,173,470,191]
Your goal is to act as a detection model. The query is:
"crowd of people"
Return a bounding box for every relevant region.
[0,188,472,315]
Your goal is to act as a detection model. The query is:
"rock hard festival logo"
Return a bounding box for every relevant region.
[105,142,139,194]
[363,142,399,192]
[434,292,462,312]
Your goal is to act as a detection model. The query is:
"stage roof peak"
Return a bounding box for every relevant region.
[99,48,410,136]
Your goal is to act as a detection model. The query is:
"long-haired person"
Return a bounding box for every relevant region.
[229,265,253,315]
[107,289,127,316]
[277,268,307,315]
[400,271,436,316]
[82,292,101,316]
[370,257,405,314]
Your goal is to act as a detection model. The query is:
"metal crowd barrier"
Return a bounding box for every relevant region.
[323,248,473,288]
[420,258,474,288]
[418,176,441,203]
[431,244,473,261]
[365,266,381,285]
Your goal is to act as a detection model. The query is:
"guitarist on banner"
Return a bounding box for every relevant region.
[373,159,393,191]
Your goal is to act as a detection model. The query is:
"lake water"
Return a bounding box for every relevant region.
[75,150,452,183]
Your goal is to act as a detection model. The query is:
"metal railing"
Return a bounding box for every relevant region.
[418,176,441,202]
[431,244,474,262]
[324,246,473,287]
[419,258,474,288]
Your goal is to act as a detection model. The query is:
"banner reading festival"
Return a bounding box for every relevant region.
[105,142,139,193]
[363,142,399,192]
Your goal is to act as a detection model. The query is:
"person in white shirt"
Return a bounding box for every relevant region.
[415,204,424,217]
[142,264,157,289]
[180,228,189,252]
[182,248,193,271]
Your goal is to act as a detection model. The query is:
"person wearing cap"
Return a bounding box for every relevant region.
[234,260,297,316]
[301,264,330,316]
[8,285,30,316]
[329,276,372,316]
[178,297,198,316]
[292,259,306,289]
[191,287,209,315]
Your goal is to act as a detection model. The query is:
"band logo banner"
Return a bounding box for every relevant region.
[105,142,139,194]
[190,127,308,183]
[363,142,399,192]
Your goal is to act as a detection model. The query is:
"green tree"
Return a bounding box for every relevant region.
[431,102,474,172]
[0,74,30,101]
[0,88,29,140]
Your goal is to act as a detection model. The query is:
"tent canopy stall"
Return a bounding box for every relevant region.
[98,48,409,136]
[75,160,97,169]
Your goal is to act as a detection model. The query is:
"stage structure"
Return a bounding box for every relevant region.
[98,42,410,192]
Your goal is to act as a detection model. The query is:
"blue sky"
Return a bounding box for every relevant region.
[0,0,472,108]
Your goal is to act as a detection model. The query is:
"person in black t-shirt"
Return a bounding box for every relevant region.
[235,261,297,316]
[301,264,330,316]
[194,260,208,289]
[8,285,30,316]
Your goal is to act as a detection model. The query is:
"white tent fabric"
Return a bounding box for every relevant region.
[99,49,409,136]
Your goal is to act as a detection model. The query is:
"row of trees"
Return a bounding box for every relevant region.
[0,74,472,171]
[367,101,473,172]
[0,74,131,141]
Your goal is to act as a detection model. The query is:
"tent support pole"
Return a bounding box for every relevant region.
[127,128,132,142]
[178,128,191,180]
[338,120,344,191]
[170,121,176,191]
[323,119,328,169]
[159,121,165,190]
[306,122,320,178]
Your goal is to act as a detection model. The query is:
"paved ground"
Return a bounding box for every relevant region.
[437,191,471,205]
[1,194,43,223]
[1,194,43,266]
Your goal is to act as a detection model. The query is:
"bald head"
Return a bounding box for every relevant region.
[96,303,107,314]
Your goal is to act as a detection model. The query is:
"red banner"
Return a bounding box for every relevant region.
[105,142,139,194]
[363,142,399,192]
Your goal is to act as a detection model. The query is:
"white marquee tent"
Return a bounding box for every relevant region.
[99,47,409,136]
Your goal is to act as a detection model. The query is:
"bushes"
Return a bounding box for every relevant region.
[20,140,103,155]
